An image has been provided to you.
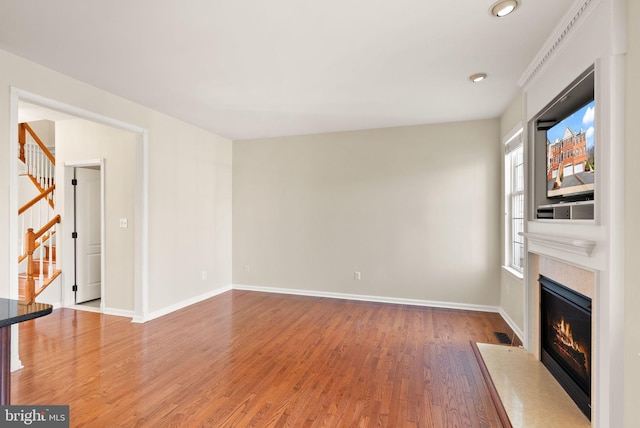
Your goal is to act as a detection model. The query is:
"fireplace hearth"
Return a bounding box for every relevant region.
[540,275,592,419]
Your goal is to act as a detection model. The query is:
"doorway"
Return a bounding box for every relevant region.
[65,161,105,308]
[72,165,103,305]
[10,88,147,322]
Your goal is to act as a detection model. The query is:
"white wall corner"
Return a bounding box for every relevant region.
[499,307,524,343]
[138,285,233,323]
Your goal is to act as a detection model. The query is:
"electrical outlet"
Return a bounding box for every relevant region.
[354,271,361,280]
[119,218,128,228]
[202,271,207,280]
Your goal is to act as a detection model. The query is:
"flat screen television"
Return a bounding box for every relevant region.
[546,99,595,200]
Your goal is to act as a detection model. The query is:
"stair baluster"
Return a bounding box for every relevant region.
[48,226,54,276]
[39,235,44,286]
[17,123,60,303]
[22,215,61,303]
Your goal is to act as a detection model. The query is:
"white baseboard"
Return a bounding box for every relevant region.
[122,283,519,330]
[232,284,501,313]
[104,307,136,318]
[137,284,233,323]
[499,307,524,342]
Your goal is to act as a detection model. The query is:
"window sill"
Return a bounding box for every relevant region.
[502,265,524,281]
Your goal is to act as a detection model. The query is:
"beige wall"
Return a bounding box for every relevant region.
[233,120,501,307]
[499,93,525,335]
[54,119,137,311]
[146,112,232,313]
[500,93,523,138]
[0,49,232,318]
[624,0,639,425]
[26,120,55,149]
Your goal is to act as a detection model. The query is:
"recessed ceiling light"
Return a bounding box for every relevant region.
[469,73,487,83]
[490,0,519,17]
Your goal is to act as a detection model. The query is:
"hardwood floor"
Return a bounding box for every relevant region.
[13,291,519,427]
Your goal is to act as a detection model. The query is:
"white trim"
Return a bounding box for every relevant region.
[232,284,501,313]
[499,307,524,343]
[502,265,524,280]
[9,93,19,299]
[603,51,626,428]
[505,140,524,271]
[11,88,145,134]
[610,0,627,55]
[137,285,233,323]
[70,304,134,319]
[503,124,524,153]
[103,308,136,319]
[9,90,21,372]
[63,159,103,168]
[137,129,150,322]
[70,304,102,314]
[67,300,135,319]
[522,232,596,257]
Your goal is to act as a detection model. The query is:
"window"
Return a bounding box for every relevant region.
[505,128,524,273]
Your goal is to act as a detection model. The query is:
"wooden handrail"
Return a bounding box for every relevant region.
[30,215,61,242]
[18,185,55,215]
[23,215,61,303]
[21,123,56,165]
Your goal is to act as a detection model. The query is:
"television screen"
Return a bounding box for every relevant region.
[546,100,595,199]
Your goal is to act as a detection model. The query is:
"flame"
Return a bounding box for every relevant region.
[557,318,582,352]
[552,316,589,377]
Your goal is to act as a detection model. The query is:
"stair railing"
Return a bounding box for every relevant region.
[18,186,55,261]
[23,215,61,303]
[18,122,60,303]
[18,123,55,200]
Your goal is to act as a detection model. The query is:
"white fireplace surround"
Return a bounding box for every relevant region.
[518,0,626,426]
[524,232,596,257]
[526,252,595,361]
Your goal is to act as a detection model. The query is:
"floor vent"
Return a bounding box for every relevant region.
[493,332,513,345]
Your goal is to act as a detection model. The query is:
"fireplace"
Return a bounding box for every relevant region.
[540,275,592,419]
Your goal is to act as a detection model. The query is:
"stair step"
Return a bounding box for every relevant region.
[18,269,61,302]
[23,259,55,276]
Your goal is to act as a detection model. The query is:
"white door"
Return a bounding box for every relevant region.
[74,167,101,303]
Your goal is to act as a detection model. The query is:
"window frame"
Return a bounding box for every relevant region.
[504,127,524,274]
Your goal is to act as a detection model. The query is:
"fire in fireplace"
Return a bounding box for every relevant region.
[540,275,592,419]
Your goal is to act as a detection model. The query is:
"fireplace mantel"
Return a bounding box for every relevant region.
[522,232,596,257]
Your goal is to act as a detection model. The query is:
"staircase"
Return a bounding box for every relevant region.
[17,123,61,304]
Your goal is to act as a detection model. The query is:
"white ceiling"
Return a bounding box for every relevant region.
[0,0,574,140]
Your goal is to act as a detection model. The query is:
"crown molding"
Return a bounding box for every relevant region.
[518,0,599,89]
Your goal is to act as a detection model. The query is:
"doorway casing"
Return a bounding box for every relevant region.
[9,88,149,324]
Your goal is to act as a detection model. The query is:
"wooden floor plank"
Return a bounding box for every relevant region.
[13,290,518,427]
